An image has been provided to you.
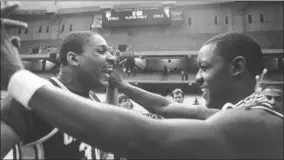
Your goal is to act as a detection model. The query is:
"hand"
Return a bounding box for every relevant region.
[107,57,127,89]
[1,2,28,89]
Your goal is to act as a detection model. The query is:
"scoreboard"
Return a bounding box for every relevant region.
[102,7,171,28]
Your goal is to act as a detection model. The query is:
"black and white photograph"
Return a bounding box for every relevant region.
[1,0,283,159]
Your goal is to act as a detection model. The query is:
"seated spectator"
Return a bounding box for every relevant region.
[172,88,185,103]
[118,94,134,110]
[118,94,163,120]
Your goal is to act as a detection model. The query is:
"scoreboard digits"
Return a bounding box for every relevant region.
[102,7,171,28]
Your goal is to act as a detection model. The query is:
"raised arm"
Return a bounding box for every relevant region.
[104,86,118,105]
[1,3,28,157]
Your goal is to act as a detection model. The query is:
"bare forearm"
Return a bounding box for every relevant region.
[28,86,158,157]
[117,83,218,119]
[118,82,171,113]
[105,86,118,105]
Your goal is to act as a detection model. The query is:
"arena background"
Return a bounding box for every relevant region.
[1,0,283,112]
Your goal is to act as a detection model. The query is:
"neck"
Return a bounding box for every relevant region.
[56,66,90,96]
[226,86,255,105]
[211,79,256,109]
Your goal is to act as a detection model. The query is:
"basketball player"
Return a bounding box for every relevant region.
[1,3,283,159]
[1,2,117,159]
[262,86,283,113]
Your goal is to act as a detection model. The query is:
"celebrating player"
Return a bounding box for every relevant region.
[1,2,283,159]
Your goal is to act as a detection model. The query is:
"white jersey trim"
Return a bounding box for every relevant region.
[24,128,59,147]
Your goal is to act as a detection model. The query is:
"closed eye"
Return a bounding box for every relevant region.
[96,46,107,54]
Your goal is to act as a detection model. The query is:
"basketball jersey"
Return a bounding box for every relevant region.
[4,77,111,160]
[222,90,283,119]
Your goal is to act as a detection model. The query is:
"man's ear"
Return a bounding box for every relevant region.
[66,52,80,66]
[231,56,246,76]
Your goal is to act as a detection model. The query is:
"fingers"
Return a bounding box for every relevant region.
[1,1,21,17]
[2,19,28,29]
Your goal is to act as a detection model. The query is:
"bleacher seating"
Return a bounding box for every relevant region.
[19,39,61,55]
[104,31,283,52]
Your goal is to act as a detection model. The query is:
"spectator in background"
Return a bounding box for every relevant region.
[35,46,39,54]
[133,66,137,77]
[38,45,42,54]
[262,86,283,113]
[164,65,168,76]
[181,70,185,80]
[28,48,33,55]
[118,94,134,110]
[172,88,185,103]
[185,71,189,81]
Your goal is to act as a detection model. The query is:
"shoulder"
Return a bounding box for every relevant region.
[207,107,281,130]
[206,107,283,155]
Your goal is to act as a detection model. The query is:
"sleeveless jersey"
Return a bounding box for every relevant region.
[3,77,109,160]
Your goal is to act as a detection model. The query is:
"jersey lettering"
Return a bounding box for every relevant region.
[63,133,76,145]
[63,133,93,159]
[79,142,93,159]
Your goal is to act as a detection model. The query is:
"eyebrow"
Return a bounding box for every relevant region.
[95,45,108,51]
[96,45,107,48]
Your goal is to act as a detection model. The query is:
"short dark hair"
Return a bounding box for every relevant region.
[171,88,184,98]
[203,32,264,78]
[118,94,133,109]
[263,86,283,94]
[59,31,98,65]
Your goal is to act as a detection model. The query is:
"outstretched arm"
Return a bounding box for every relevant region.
[114,81,218,119]
[22,84,228,158]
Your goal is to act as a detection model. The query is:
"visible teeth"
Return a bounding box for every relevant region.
[201,88,207,92]
[102,68,113,73]
[103,73,110,78]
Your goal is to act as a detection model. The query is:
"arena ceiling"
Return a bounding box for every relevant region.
[15,1,231,12]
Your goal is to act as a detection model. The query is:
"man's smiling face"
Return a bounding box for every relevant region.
[195,43,234,109]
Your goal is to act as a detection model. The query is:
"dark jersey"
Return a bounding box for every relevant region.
[1,77,101,160]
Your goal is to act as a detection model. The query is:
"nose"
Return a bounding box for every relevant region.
[106,52,116,63]
[195,70,204,85]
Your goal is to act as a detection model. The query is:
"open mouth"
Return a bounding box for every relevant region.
[201,88,208,99]
[101,65,114,81]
